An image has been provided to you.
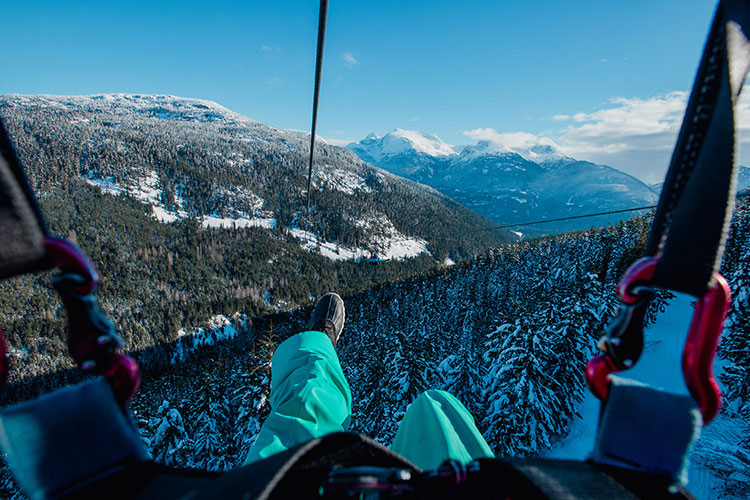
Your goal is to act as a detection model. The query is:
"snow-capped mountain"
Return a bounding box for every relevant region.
[347,129,455,178]
[348,130,658,235]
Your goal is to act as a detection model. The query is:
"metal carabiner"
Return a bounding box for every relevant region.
[586,257,658,401]
[682,273,730,423]
[586,257,731,423]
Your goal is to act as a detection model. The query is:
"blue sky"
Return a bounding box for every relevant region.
[3,0,744,183]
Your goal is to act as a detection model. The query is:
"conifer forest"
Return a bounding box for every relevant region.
[2,200,749,498]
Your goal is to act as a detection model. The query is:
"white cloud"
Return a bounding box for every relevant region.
[341,51,358,67]
[409,116,420,122]
[554,89,750,182]
[550,92,687,182]
[461,129,566,163]
[462,129,555,151]
[461,88,750,183]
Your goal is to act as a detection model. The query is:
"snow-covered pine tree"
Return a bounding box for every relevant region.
[149,405,190,466]
[231,325,277,464]
[482,318,563,456]
[720,199,750,418]
[189,369,232,470]
[439,288,483,418]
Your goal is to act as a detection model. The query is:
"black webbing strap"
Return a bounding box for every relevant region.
[100,433,417,500]
[0,117,51,280]
[646,0,750,296]
[491,458,695,500]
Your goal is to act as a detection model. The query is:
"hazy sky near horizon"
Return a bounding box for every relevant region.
[2,0,747,183]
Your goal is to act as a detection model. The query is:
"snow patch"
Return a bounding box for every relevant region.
[287,213,430,262]
[202,214,276,230]
[83,171,274,229]
[314,166,372,194]
[171,313,247,364]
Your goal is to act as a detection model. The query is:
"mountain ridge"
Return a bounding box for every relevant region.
[1,94,513,263]
[347,129,658,235]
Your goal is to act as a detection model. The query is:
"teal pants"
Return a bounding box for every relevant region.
[243,331,494,470]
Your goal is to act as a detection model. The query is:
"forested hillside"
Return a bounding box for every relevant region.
[0,94,512,388]
[1,200,749,497]
[127,214,660,465]
[0,94,509,259]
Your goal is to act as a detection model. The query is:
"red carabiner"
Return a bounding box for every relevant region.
[683,273,730,423]
[0,237,140,403]
[586,258,731,424]
[43,236,99,295]
[586,257,658,400]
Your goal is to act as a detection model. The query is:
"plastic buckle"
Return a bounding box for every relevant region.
[586,257,731,423]
[586,257,657,400]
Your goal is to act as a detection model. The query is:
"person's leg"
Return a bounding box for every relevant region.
[244,294,350,464]
[390,390,494,470]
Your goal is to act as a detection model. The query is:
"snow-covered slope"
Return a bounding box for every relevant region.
[1,94,512,263]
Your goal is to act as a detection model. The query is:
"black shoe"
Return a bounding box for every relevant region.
[307,293,345,347]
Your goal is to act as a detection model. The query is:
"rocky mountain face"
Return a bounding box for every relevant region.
[348,129,660,236]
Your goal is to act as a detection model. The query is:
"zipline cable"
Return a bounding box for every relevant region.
[292,205,660,254]
[422,205,657,241]
[306,0,329,215]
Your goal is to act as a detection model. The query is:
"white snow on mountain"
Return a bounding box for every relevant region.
[351,129,456,162]
[6,93,258,127]
[348,128,657,235]
[462,129,573,164]
[314,165,374,194]
[82,171,276,228]
[83,169,428,262]
[288,212,429,262]
[380,129,456,158]
[349,128,574,165]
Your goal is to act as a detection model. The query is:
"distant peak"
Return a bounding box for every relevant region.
[349,129,456,160]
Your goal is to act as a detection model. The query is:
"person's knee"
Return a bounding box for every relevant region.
[417,389,454,403]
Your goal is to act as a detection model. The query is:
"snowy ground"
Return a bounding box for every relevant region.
[287,226,429,262]
[171,313,246,364]
[548,293,746,498]
[84,171,429,262]
[82,171,275,229]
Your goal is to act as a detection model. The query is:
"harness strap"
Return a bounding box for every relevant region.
[646,0,750,296]
[0,117,51,280]
[495,458,696,500]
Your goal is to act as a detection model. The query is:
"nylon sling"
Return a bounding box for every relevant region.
[646,0,750,296]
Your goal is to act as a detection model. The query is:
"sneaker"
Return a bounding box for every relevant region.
[307,293,346,347]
